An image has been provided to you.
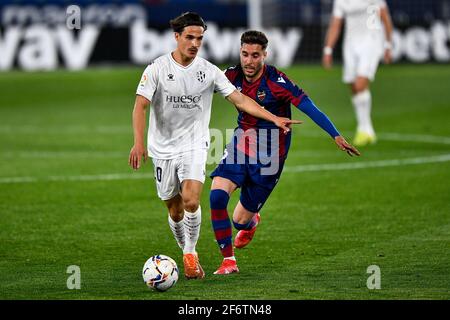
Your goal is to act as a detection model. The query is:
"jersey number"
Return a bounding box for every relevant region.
[156,167,162,182]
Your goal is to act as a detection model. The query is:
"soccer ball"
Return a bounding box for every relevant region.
[142,254,179,292]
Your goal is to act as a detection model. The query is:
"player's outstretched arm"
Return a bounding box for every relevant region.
[335,136,360,157]
[226,90,302,134]
[295,96,359,157]
[129,95,150,170]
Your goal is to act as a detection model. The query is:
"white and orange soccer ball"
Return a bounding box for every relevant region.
[142,255,179,292]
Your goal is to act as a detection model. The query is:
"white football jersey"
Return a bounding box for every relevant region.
[136,53,236,159]
[332,0,387,42]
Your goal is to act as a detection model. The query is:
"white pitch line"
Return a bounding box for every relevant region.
[378,132,450,145]
[0,176,38,184]
[283,153,450,173]
[0,154,449,185]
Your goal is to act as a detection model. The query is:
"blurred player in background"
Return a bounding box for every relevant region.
[129,13,298,279]
[210,30,360,275]
[323,0,393,146]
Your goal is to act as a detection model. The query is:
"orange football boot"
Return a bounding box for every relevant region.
[183,253,205,279]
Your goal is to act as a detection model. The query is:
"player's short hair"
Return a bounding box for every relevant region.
[241,30,268,50]
[170,12,208,34]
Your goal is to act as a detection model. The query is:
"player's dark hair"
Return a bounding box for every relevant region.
[170,12,207,34]
[241,30,268,50]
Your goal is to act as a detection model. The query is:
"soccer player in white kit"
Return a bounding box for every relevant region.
[323,0,393,146]
[128,12,300,279]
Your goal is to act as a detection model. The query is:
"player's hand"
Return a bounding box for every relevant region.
[384,49,392,64]
[322,54,333,69]
[274,117,303,135]
[129,143,148,170]
[334,136,361,157]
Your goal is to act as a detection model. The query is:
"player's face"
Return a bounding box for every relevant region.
[240,43,267,79]
[175,26,204,60]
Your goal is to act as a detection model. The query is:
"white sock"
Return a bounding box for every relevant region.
[224,256,236,261]
[183,206,201,254]
[352,89,375,135]
[168,214,185,251]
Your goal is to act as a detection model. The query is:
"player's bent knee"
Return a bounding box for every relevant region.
[210,189,230,209]
[165,195,184,215]
[353,79,369,93]
[183,198,200,213]
[211,177,237,194]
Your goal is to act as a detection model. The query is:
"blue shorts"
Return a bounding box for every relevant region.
[210,150,285,213]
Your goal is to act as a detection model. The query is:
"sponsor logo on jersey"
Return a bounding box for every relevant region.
[276,76,286,84]
[197,71,206,83]
[167,74,175,81]
[166,95,201,103]
[166,95,202,110]
[257,90,266,101]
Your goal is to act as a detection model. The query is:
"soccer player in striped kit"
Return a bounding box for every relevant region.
[210,31,360,275]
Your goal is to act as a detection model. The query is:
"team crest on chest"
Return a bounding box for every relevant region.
[257,90,266,101]
[197,71,206,83]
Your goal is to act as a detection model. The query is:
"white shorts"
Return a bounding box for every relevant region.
[151,150,207,201]
[343,37,383,84]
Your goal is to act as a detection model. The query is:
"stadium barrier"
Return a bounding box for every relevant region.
[0,0,449,71]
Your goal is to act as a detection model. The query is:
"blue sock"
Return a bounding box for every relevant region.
[210,189,233,258]
[233,214,258,231]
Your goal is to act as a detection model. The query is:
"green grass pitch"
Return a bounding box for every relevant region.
[0,64,449,299]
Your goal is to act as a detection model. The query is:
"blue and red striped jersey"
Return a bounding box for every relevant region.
[225,64,307,129]
[225,64,307,160]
